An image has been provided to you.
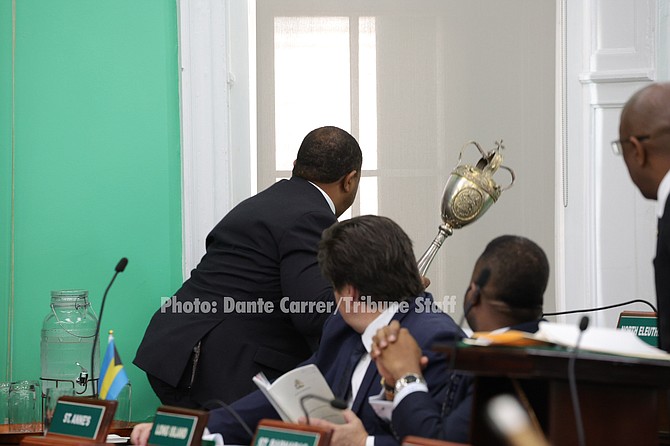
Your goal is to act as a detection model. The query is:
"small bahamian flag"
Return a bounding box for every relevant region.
[99,330,129,400]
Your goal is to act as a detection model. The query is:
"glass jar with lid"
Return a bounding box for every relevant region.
[40,290,99,395]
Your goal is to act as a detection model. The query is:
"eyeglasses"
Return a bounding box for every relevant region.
[611,126,670,155]
[611,135,650,155]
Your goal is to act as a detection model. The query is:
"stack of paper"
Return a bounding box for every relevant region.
[534,321,670,361]
[466,322,670,361]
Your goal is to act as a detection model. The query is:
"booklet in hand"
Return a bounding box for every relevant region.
[253,364,347,424]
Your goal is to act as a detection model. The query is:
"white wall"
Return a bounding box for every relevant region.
[253,0,556,320]
[178,0,669,328]
[561,0,664,327]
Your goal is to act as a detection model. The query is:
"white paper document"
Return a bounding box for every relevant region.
[535,321,670,360]
[253,364,346,424]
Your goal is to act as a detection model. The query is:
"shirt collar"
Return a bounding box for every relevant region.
[308,181,336,215]
[488,326,510,335]
[657,170,670,218]
[360,303,399,354]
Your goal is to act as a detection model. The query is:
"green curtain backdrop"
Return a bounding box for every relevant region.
[0,0,183,421]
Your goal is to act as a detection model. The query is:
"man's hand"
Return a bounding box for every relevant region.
[371,323,428,386]
[130,422,153,445]
[421,276,431,289]
[371,321,401,358]
[302,410,368,446]
[370,320,402,384]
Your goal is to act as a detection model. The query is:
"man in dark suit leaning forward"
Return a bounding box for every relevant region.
[131,215,465,446]
[614,82,670,352]
[134,126,363,407]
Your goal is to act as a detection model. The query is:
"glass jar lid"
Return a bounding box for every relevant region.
[50,290,89,305]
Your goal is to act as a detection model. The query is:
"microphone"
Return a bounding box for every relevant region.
[450,268,491,371]
[568,315,589,446]
[578,315,590,332]
[457,268,491,329]
[476,268,491,288]
[299,394,348,425]
[203,399,255,439]
[91,257,128,398]
[115,257,128,273]
[542,299,657,317]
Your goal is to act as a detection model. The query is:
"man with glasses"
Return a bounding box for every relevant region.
[614,82,670,352]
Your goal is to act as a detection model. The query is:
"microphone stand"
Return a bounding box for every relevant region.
[91,258,128,398]
[568,316,589,446]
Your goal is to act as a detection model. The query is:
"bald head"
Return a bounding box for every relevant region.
[621,83,670,136]
[619,83,670,199]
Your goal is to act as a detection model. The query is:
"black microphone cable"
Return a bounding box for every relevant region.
[299,394,348,425]
[91,257,128,398]
[568,316,589,446]
[542,299,656,317]
[203,399,255,439]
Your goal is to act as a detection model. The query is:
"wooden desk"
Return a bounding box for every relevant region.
[0,424,40,446]
[436,345,670,445]
[0,422,134,445]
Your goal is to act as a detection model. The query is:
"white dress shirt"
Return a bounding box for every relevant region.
[308,181,336,215]
[657,170,670,219]
[350,304,399,446]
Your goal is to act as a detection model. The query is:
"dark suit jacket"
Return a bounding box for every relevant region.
[134,177,336,403]
[655,197,670,352]
[392,319,542,443]
[207,293,464,446]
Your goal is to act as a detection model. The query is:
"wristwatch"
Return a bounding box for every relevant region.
[380,377,396,400]
[394,373,426,393]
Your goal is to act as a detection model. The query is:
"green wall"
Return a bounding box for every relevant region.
[1,0,12,383]
[1,0,183,421]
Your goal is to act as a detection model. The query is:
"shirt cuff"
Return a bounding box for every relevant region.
[393,382,429,407]
[202,428,225,445]
[368,390,393,421]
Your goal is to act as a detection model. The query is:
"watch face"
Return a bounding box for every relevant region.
[395,373,425,393]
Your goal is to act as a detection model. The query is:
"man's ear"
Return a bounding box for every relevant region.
[339,284,360,300]
[342,170,358,193]
[631,137,648,166]
[462,282,480,317]
[469,283,482,307]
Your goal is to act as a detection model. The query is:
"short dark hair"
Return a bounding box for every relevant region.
[292,126,363,183]
[476,235,549,317]
[318,215,424,302]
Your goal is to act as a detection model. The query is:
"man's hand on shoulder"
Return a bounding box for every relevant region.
[421,276,431,289]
